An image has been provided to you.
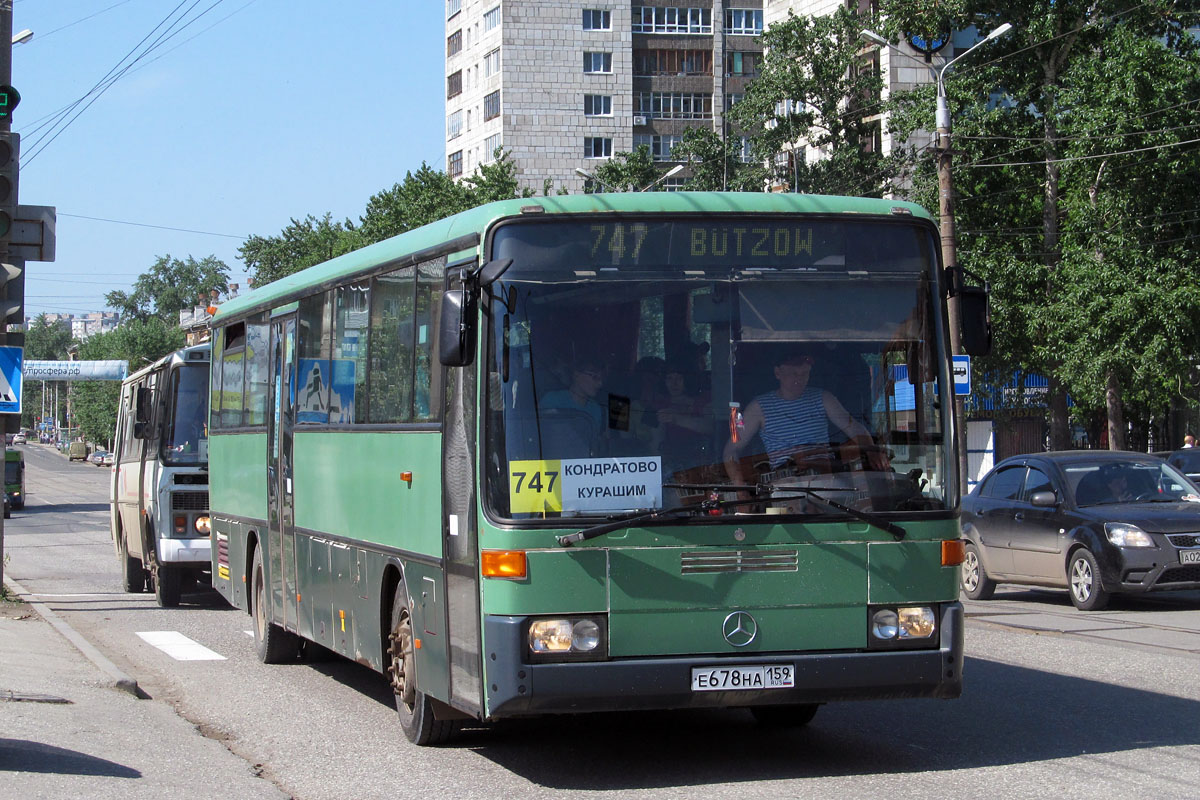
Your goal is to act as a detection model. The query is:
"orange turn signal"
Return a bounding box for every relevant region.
[942,539,965,566]
[481,550,527,579]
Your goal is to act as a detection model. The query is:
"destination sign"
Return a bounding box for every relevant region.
[492,218,931,272]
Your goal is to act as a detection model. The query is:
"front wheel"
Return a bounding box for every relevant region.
[252,546,300,663]
[154,565,182,607]
[1068,549,1110,611]
[118,530,146,593]
[387,588,459,745]
[960,542,997,601]
[750,704,819,728]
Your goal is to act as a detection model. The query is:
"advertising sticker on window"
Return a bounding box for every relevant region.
[509,457,663,514]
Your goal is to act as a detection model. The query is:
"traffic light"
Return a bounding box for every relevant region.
[0,132,21,324]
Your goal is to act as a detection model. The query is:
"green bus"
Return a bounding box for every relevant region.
[209,193,989,744]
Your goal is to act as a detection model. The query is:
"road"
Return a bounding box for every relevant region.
[5,442,1200,799]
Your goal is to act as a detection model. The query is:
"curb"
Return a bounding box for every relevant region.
[2,575,141,697]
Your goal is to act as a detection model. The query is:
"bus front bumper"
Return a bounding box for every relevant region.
[483,603,963,719]
[158,538,211,565]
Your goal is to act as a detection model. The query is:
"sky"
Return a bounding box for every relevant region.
[12,0,446,318]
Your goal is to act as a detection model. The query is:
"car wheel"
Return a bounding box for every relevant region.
[387,588,459,745]
[251,546,300,664]
[1068,549,1110,611]
[961,542,997,600]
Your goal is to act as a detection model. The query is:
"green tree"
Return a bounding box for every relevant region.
[105,255,231,323]
[20,315,76,430]
[885,0,1200,449]
[239,214,362,288]
[729,6,890,196]
[358,163,472,245]
[670,127,767,191]
[71,318,186,447]
[584,145,662,192]
[462,148,537,204]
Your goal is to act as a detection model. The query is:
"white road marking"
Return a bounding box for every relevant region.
[244,630,254,637]
[136,631,227,661]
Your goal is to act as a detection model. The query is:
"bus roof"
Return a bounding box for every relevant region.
[211,192,934,324]
[122,342,211,386]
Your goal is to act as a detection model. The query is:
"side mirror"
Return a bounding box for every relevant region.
[133,421,148,440]
[958,284,992,356]
[439,289,477,367]
[135,386,152,424]
[1029,490,1058,507]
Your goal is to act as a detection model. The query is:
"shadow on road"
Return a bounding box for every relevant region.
[0,739,142,778]
[18,503,110,514]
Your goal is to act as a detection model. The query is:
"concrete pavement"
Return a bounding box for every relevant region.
[1,578,289,800]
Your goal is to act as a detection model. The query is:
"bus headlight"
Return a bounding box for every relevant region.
[195,516,211,535]
[868,605,937,649]
[527,616,607,661]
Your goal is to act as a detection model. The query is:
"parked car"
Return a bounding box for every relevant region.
[68,441,88,462]
[88,450,109,466]
[961,450,1200,610]
[11,433,26,445]
[1156,448,1200,483]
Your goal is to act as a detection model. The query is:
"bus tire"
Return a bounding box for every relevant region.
[387,588,459,746]
[118,530,147,593]
[750,703,819,728]
[251,546,299,664]
[155,565,182,608]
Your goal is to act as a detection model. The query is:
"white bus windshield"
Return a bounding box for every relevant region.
[163,364,209,465]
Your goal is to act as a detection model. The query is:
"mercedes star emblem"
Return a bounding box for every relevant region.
[722,611,758,647]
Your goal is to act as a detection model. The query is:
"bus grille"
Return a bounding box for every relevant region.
[171,491,209,512]
[680,549,798,574]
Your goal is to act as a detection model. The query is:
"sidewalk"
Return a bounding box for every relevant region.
[1,579,289,800]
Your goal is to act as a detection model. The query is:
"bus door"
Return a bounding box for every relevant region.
[267,314,300,632]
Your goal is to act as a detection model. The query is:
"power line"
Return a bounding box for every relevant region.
[967,136,1200,168]
[58,212,246,239]
[19,1,137,44]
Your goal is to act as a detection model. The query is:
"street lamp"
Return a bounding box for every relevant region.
[575,167,615,192]
[860,22,1012,490]
[11,29,32,45]
[640,163,684,191]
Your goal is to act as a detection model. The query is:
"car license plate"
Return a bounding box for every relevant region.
[691,664,794,692]
[1180,549,1200,564]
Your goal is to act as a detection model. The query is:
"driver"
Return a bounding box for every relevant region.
[723,349,888,488]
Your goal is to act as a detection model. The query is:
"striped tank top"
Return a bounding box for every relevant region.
[755,389,828,466]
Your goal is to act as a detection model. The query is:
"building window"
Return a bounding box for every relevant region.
[583,52,613,74]
[725,9,764,35]
[483,5,500,30]
[447,109,463,140]
[447,29,462,57]
[484,132,502,163]
[635,92,713,120]
[584,137,613,158]
[583,9,611,30]
[447,0,461,18]
[662,175,687,191]
[484,47,501,77]
[726,51,759,77]
[739,136,755,163]
[634,134,685,161]
[447,70,462,98]
[448,150,463,177]
[484,90,501,121]
[631,7,712,34]
[725,93,744,110]
[633,49,712,76]
[583,94,612,116]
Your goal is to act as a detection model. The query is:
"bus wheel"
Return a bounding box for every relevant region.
[750,703,820,728]
[251,547,299,664]
[154,566,182,607]
[118,531,147,593]
[387,589,459,746]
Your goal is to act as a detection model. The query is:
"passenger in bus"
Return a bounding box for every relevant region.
[539,359,608,456]
[723,350,887,488]
[658,359,710,471]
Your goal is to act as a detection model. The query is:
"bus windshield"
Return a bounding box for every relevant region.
[163,364,209,465]
[484,216,950,522]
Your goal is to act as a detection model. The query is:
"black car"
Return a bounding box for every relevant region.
[961,450,1200,610]
[1157,448,1200,483]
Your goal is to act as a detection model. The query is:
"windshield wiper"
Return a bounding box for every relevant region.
[557,501,714,547]
[759,483,907,540]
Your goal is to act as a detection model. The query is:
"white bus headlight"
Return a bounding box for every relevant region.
[527,616,607,661]
[869,605,937,648]
[897,606,936,639]
[195,515,211,535]
[1104,523,1154,548]
[870,609,898,640]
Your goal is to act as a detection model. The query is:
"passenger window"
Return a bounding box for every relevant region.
[210,326,224,428]
[414,258,446,423]
[298,292,334,424]
[369,266,416,423]
[983,467,1025,500]
[220,322,246,428]
[244,318,270,426]
[1023,467,1053,500]
[333,282,371,424]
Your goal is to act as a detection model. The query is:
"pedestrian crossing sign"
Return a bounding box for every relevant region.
[0,345,23,414]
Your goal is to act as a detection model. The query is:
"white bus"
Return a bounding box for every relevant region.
[111,344,212,607]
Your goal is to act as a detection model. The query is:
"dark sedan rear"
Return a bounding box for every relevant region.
[961,450,1200,610]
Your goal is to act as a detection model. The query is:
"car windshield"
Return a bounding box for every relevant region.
[163,364,209,465]
[482,216,950,522]
[1066,460,1199,506]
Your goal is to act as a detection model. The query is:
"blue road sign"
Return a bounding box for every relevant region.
[0,345,23,414]
[953,355,971,396]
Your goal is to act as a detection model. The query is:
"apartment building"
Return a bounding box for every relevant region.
[444,0,764,193]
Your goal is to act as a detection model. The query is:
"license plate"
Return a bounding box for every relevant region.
[1180,549,1200,564]
[691,664,795,692]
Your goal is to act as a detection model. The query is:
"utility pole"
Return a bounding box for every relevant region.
[1,0,12,587]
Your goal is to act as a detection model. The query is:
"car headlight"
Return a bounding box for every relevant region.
[868,605,937,649]
[1105,523,1154,548]
[527,616,607,661]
